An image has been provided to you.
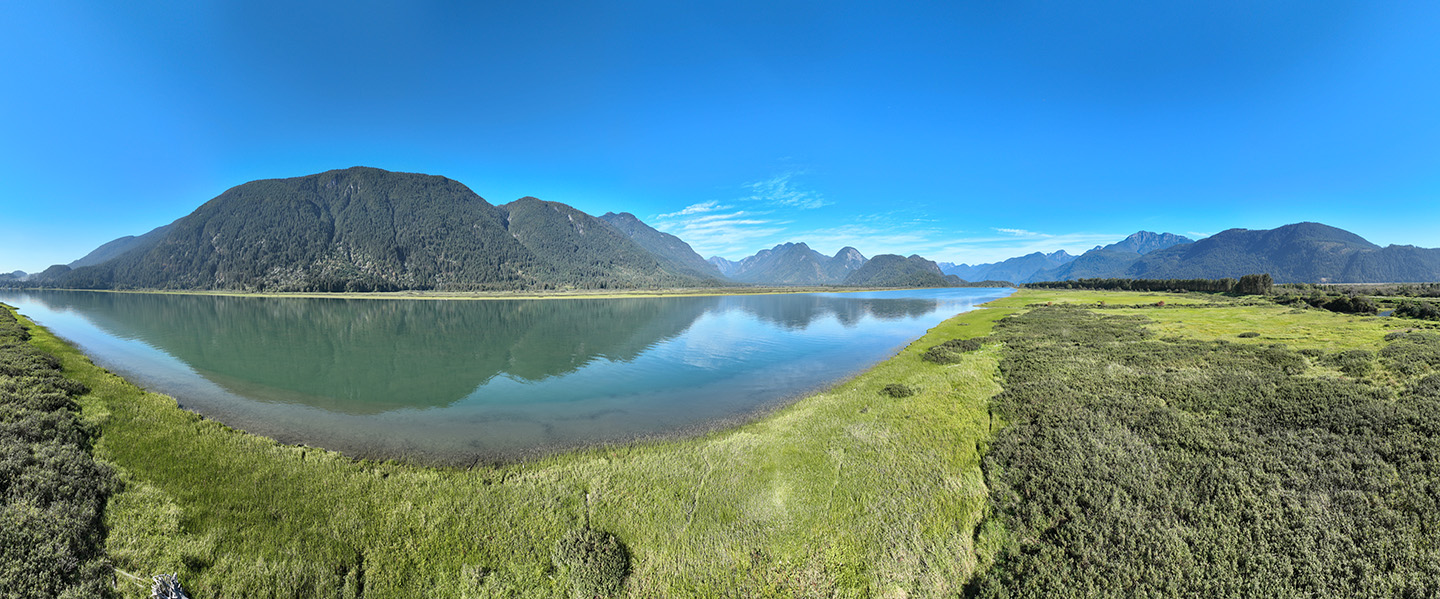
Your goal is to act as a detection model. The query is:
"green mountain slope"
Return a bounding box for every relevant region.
[68,224,173,268]
[60,167,542,291]
[598,212,723,279]
[42,167,719,292]
[842,254,961,287]
[498,198,717,289]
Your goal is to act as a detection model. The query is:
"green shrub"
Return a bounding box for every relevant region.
[1394,300,1440,321]
[880,383,917,398]
[921,337,985,364]
[1328,349,1376,378]
[0,308,115,598]
[1381,332,1440,377]
[1237,331,1260,338]
[552,527,629,599]
[1411,374,1440,398]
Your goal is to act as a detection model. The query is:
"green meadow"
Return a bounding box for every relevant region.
[10,288,1440,597]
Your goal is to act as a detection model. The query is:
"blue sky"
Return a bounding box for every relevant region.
[3,1,1439,273]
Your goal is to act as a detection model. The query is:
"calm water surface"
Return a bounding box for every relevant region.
[1,288,1012,463]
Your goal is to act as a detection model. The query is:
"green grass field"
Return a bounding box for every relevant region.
[16,288,1431,597]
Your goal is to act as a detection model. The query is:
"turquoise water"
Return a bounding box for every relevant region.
[1,288,1011,463]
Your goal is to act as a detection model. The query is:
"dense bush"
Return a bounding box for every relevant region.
[0,306,116,598]
[1379,332,1440,377]
[552,527,629,599]
[921,337,986,364]
[1236,331,1259,338]
[1394,300,1440,321]
[1327,349,1377,378]
[968,306,1440,597]
[1275,292,1379,315]
[880,383,917,398]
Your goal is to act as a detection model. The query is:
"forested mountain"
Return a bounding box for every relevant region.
[498,197,720,289]
[0,271,25,282]
[842,254,961,287]
[32,167,719,292]
[720,243,868,285]
[1029,223,1440,284]
[599,212,723,279]
[68,224,173,268]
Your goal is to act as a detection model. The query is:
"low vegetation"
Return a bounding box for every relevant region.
[0,305,116,598]
[968,303,1440,597]
[551,527,630,599]
[921,337,986,364]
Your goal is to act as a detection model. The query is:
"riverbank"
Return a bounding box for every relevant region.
[15,289,1038,597]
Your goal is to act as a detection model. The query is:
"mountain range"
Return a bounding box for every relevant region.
[11,167,1440,291]
[707,243,868,285]
[15,167,960,292]
[951,224,1440,284]
[34,168,722,292]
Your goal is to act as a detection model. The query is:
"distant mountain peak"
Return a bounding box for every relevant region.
[1047,250,1077,263]
[1103,231,1194,255]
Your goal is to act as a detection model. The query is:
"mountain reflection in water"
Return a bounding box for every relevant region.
[1,288,1009,462]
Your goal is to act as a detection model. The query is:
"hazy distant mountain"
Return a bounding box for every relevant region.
[0,270,28,283]
[708,256,740,277]
[68,224,174,268]
[1033,223,1440,283]
[40,167,719,292]
[1101,231,1193,255]
[842,254,961,287]
[722,243,868,285]
[941,249,1080,284]
[827,247,868,281]
[599,212,723,279]
[1025,231,1194,282]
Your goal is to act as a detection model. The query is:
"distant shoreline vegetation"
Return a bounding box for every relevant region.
[0,281,1013,303]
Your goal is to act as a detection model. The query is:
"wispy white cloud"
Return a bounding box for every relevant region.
[745,173,829,210]
[651,172,834,259]
[1186,231,1214,239]
[658,200,729,219]
[653,208,788,259]
[993,227,1047,237]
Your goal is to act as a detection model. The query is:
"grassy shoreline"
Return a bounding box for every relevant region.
[13,288,1056,597]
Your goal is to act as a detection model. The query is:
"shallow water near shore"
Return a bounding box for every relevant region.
[2,287,1011,463]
